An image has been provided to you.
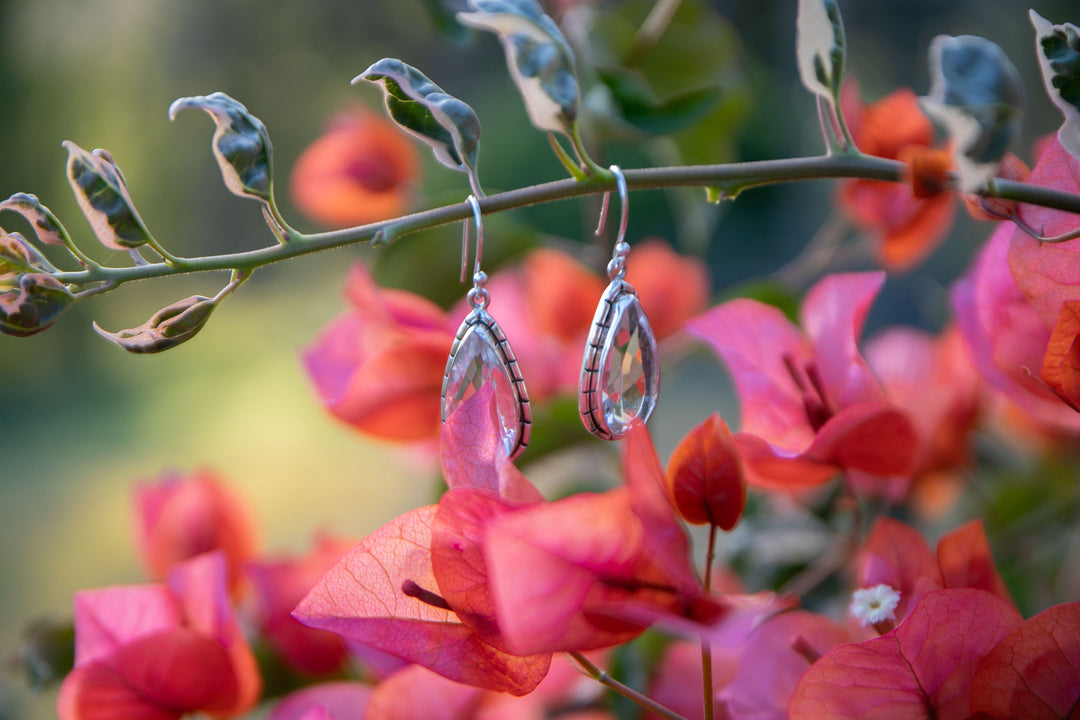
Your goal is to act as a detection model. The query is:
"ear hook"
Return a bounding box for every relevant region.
[594,165,629,247]
[461,195,484,283]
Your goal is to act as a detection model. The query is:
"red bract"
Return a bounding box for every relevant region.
[624,239,710,341]
[720,611,858,720]
[293,387,551,695]
[856,517,1013,625]
[837,81,955,272]
[484,425,783,657]
[1041,300,1080,412]
[648,640,740,720]
[665,413,747,530]
[789,589,1023,720]
[57,552,261,720]
[289,108,420,229]
[292,504,550,695]
[247,534,356,676]
[303,261,452,441]
[1009,136,1080,326]
[267,682,373,720]
[953,223,1080,430]
[134,469,257,595]
[686,271,922,492]
[864,325,981,505]
[483,486,677,655]
[970,602,1080,719]
[366,665,481,720]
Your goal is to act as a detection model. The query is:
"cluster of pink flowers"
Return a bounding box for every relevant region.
[51,84,1080,720]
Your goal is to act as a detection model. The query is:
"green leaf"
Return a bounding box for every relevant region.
[0,193,69,247]
[418,0,473,42]
[64,142,154,251]
[457,0,580,136]
[356,58,482,187]
[597,67,723,136]
[1030,11,1080,160]
[0,273,74,338]
[796,0,846,102]
[93,295,217,354]
[168,92,272,201]
[921,34,1024,192]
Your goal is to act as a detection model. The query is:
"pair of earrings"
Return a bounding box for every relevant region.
[440,166,660,459]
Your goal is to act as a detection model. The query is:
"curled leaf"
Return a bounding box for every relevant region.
[65,142,154,251]
[356,58,481,184]
[0,193,69,246]
[457,0,579,136]
[1031,11,1080,160]
[1,229,55,277]
[94,295,217,354]
[169,92,272,201]
[0,273,74,337]
[796,0,846,103]
[921,35,1024,192]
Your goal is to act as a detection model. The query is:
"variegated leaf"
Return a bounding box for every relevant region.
[356,58,481,184]
[1031,11,1080,160]
[169,92,272,201]
[65,142,154,251]
[94,295,217,354]
[0,193,68,246]
[796,0,846,103]
[921,34,1023,192]
[457,0,579,136]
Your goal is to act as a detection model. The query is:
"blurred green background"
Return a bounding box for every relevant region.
[0,0,1075,717]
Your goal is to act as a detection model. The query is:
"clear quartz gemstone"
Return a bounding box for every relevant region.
[597,293,659,436]
[444,321,521,457]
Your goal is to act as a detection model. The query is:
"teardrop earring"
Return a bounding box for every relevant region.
[578,166,660,440]
[441,195,531,459]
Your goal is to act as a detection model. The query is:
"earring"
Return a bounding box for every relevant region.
[441,195,531,459]
[579,165,660,440]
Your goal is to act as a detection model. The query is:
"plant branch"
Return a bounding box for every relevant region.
[50,153,1080,290]
[568,651,688,720]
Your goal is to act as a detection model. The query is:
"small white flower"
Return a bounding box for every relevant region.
[850,584,901,626]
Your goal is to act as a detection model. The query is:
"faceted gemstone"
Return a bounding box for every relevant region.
[596,292,659,437]
[443,318,525,458]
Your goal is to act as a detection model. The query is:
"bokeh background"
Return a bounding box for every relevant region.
[1,0,1075,717]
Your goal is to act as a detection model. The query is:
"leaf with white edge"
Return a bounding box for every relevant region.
[0,193,69,246]
[0,230,55,277]
[457,0,579,136]
[93,295,217,354]
[0,273,74,338]
[1031,11,1080,160]
[796,0,846,102]
[168,92,272,201]
[64,142,154,251]
[356,58,481,184]
[921,35,1023,192]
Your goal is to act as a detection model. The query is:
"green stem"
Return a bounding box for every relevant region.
[569,122,607,177]
[51,154,1080,290]
[624,0,684,67]
[548,133,587,181]
[701,523,718,720]
[568,651,688,720]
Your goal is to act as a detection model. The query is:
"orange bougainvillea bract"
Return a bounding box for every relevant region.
[290,108,420,229]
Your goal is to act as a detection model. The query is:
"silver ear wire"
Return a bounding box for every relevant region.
[461,195,484,283]
[594,165,629,248]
